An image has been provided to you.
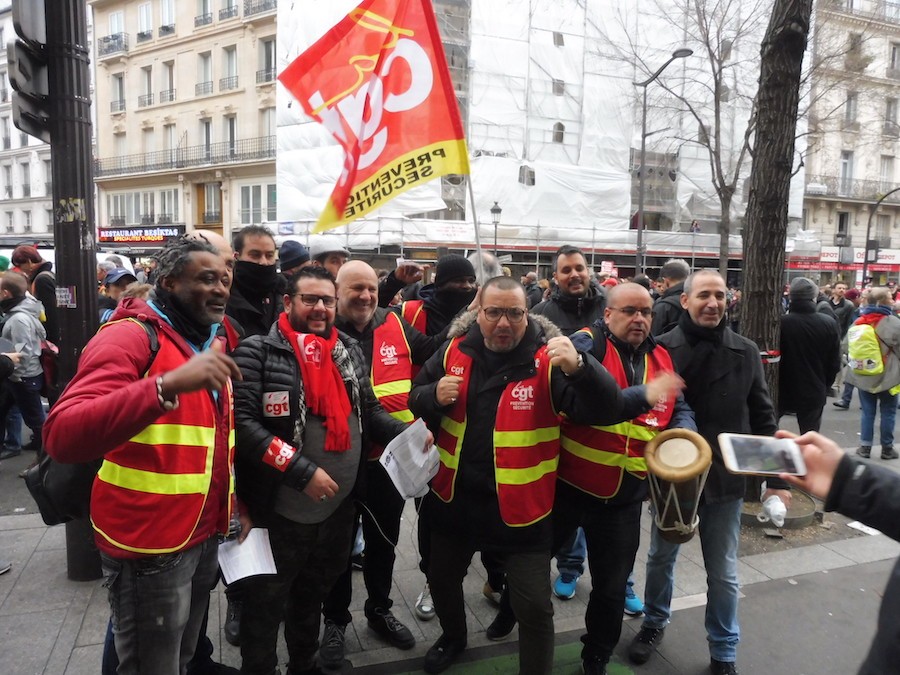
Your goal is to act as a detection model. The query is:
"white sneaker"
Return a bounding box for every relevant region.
[415,583,436,621]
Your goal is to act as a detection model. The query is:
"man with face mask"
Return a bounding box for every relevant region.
[44,237,244,674]
[227,225,287,337]
[232,266,412,675]
[398,254,477,337]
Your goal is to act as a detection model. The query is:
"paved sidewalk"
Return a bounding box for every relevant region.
[0,404,897,673]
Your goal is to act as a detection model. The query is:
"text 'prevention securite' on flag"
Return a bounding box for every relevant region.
[279,0,470,233]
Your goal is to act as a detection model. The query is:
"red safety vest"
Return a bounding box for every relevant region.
[369,312,415,459]
[91,325,235,555]
[558,331,674,499]
[401,300,427,378]
[432,337,561,527]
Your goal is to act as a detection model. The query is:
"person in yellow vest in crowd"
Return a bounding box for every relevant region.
[317,260,446,667]
[408,276,625,675]
[44,237,244,674]
[559,282,692,675]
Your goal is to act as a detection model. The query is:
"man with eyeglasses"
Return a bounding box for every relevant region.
[231,266,412,675]
[555,282,693,675]
[409,276,624,675]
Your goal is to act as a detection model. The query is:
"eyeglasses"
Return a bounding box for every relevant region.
[294,293,337,308]
[481,306,527,323]
[609,306,652,318]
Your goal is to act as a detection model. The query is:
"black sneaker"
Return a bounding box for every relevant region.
[224,599,242,647]
[582,655,608,675]
[485,610,516,641]
[367,608,415,650]
[0,447,20,460]
[628,626,665,664]
[710,658,739,674]
[423,634,466,674]
[882,447,899,460]
[832,401,850,409]
[319,621,347,669]
[858,446,872,459]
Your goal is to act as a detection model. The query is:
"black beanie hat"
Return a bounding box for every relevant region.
[434,254,476,287]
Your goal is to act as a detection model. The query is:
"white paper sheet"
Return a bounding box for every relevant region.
[379,418,439,500]
[217,528,278,584]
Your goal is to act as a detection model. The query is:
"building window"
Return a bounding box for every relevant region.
[260,107,275,137]
[888,98,898,125]
[197,52,213,95]
[553,32,564,47]
[837,212,850,236]
[240,183,277,224]
[201,119,212,160]
[552,122,565,143]
[844,91,858,124]
[881,155,895,189]
[23,210,31,232]
[160,0,175,32]
[224,115,236,156]
[46,209,53,228]
[138,2,153,40]
[518,165,536,186]
[877,214,891,244]
[221,46,238,90]
[159,189,179,223]
[840,150,854,191]
[20,162,29,197]
[891,43,900,71]
[552,79,565,96]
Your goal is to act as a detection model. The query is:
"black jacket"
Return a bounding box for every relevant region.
[827,455,900,674]
[658,325,783,502]
[779,301,841,413]
[31,262,58,344]
[225,274,288,338]
[829,297,855,337]
[529,281,606,335]
[337,307,444,361]
[232,323,406,520]
[651,282,685,336]
[409,312,624,552]
[524,281,543,309]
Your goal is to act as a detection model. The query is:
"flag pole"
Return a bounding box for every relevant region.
[466,177,485,283]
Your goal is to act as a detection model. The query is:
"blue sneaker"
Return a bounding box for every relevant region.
[553,574,578,599]
[624,587,644,616]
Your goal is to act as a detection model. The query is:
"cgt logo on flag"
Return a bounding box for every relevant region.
[279,0,469,232]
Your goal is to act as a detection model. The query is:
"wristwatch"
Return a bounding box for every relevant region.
[156,376,180,411]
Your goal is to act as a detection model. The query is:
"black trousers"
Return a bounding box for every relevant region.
[239,499,355,675]
[552,486,643,662]
[779,407,823,434]
[323,461,406,624]
[428,528,555,675]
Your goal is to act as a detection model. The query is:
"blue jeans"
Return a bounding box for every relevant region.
[840,382,854,407]
[642,498,742,662]
[3,406,21,449]
[859,389,898,447]
[554,526,586,579]
[101,536,220,675]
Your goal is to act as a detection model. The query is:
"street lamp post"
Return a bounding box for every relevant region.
[491,201,502,255]
[634,48,692,275]
[863,186,900,284]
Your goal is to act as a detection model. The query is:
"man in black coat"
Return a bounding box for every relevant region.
[630,270,791,675]
[781,429,900,675]
[530,245,605,334]
[226,225,287,337]
[779,277,841,432]
[650,258,690,336]
[828,281,855,337]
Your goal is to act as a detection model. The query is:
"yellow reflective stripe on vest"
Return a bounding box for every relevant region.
[131,424,216,448]
[372,380,412,398]
[228,428,236,449]
[494,425,559,447]
[97,462,209,495]
[389,408,415,423]
[560,435,649,473]
[594,421,658,443]
[495,457,558,485]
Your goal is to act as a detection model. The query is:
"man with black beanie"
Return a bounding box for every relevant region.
[397,254,477,337]
[227,225,287,337]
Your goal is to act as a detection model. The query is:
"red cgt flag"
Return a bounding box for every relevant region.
[279,0,470,233]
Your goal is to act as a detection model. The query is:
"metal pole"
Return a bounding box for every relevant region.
[636,84,648,275]
[493,222,498,256]
[48,0,101,581]
[863,186,900,285]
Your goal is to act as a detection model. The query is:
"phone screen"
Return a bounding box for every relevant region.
[727,436,801,474]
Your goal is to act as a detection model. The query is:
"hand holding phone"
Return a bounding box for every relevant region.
[718,433,807,476]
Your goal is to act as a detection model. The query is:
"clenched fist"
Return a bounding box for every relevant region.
[436,375,463,406]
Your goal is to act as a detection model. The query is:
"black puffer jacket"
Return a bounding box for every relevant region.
[651,282,685,336]
[529,280,606,335]
[232,322,407,519]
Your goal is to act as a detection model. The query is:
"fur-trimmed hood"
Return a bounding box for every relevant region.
[447,308,563,340]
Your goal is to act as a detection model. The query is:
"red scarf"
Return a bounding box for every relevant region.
[278,313,351,452]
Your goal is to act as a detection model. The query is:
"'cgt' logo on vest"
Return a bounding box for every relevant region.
[510,382,535,411]
[450,364,465,376]
[379,341,398,366]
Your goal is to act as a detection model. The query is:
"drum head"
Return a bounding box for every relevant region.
[645,429,712,483]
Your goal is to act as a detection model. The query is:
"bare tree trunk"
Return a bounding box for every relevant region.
[718,197,731,279]
[742,0,813,405]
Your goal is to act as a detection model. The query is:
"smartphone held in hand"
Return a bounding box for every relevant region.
[718,433,807,476]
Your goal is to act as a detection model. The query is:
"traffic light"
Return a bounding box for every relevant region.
[8,0,50,143]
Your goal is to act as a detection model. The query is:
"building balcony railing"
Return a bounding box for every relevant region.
[825,0,900,25]
[220,75,239,91]
[160,88,176,103]
[93,134,276,177]
[110,99,126,113]
[98,33,128,57]
[196,81,214,96]
[138,93,154,107]
[157,213,174,224]
[203,211,222,224]
[806,175,900,202]
[256,68,276,84]
[244,0,276,18]
[220,5,239,20]
[159,23,175,36]
[136,29,153,43]
[195,13,213,27]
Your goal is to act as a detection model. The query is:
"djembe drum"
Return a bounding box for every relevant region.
[644,429,712,544]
